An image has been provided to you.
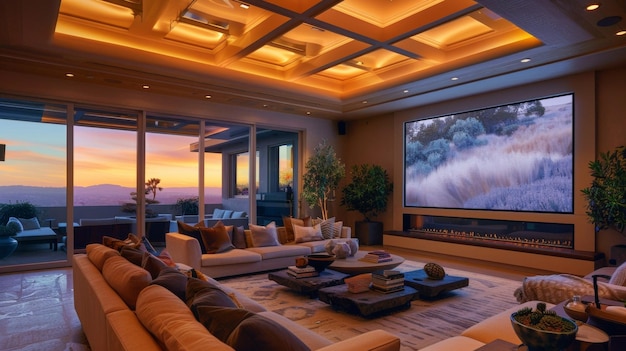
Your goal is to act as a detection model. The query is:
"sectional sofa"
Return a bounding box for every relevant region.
[73,243,400,351]
[165,224,353,278]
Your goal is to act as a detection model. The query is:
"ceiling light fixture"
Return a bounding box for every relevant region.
[239,2,250,10]
[65,73,74,77]
[178,10,231,35]
[521,58,531,63]
[586,4,600,11]
[617,29,626,36]
[451,77,459,81]
[142,85,150,89]
[403,90,409,93]
[205,95,212,99]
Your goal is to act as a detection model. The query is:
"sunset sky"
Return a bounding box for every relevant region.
[0,120,225,188]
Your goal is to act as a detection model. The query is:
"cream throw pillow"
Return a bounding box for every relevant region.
[294,223,323,243]
[609,262,626,286]
[249,222,281,247]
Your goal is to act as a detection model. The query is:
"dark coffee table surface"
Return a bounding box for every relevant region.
[318,285,418,317]
[403,269,469,298]
[268,269,349,297]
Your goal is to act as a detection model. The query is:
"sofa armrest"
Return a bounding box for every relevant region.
[340,226,351,239]
[316,330,400,351]
[165,232,202,269]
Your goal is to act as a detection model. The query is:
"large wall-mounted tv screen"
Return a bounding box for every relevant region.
[404,94,573,213]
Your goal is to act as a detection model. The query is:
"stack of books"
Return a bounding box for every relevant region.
[371,270,405,293]
[287,265,319,278]
[362,250,393,263]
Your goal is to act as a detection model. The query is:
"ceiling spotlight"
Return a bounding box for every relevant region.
[205,95,212,99]
[403,89,409,93]
[451,77,459,81]
[65,73,75,77]
[142,85,150,89]
[586,4,600,11]
[239,2,250,9]
[617,29,626,36]
[521,58,531,63]
[362,100,368,104]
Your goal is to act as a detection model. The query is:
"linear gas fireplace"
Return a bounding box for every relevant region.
[402,214,574,250]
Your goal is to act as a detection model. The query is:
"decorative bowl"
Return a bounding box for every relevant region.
[307,253,336,272]
[510,313,578,351]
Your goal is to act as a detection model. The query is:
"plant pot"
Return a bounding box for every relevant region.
[355,221,383,245]
[510,313,578,351]
[0,236,18,259]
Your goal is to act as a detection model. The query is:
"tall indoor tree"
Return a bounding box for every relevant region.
[302,140,345,220]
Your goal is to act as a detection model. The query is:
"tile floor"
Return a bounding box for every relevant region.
[0,267,87,351]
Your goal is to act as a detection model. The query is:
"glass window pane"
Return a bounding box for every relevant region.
[0,98,67,267]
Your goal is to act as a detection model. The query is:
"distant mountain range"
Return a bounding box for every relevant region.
[0,184,221,206]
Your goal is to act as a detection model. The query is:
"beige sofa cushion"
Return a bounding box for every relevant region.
[102,255,152,309]
[86,243,120,271]
[418,336,485,351]
[136,285,235,351]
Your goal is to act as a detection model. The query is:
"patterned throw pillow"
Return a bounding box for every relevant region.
[293,223,323,243]
[18,217,40,230]
[249,222,281,247]
[609,262,626,286]
[312,217,335,239]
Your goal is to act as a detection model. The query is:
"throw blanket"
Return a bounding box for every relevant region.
[514,274,626,304]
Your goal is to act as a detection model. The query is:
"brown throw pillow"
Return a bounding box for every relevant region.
[200,221,235,254]
[151,267,188,301]
[186,277,238,311]
[177,220,208,253]
[102,233,142,251]
[141,251,169,279]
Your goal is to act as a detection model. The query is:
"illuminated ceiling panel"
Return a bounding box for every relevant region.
[0,0,610,118]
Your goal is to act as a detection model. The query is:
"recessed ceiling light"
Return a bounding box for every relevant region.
[521,58,531,63]
[205,95,212,99]
[65,73,74,77]
[239,3,250,9]
[362,100,368,104]
[403,89,409,93]
[451,77,459,81]
[306,111,311,115]
[617,29,626,36]
[142,85,150,89]
[586,4,600,11]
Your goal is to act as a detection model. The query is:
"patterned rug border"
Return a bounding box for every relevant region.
[220,260,523,351]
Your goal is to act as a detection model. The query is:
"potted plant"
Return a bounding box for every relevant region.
[174,197,199,216]
[121,177,164,218]
[341,164,393,245]
[510,302,578,351]
[0,201,40,225]
[581,145,626,233]
[302,140,345,220]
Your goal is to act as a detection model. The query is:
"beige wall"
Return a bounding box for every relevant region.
[344,66,626,264]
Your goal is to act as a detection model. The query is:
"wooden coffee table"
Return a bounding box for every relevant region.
[268,269,349,298]
[403,269,469,298]
[328,251,404,275]
[318,284,418,317]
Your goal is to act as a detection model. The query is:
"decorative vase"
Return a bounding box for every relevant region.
[0,236,18,259]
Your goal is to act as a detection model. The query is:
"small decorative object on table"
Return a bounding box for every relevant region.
[511,302,578,351]
[362,250,392,263]
[345,273,372,293]
[295,256,308,268]
[563,295,588,322]
[307,253,336,272]
[423,262,446,280]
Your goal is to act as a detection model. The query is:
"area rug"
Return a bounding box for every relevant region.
[219,260,522,351]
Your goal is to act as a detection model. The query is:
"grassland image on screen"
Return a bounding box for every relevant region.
[404,94,573,213]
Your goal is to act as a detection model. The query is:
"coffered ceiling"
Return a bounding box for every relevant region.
[1,0,625,119]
